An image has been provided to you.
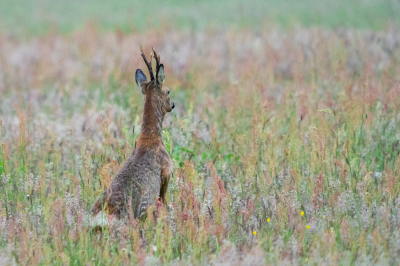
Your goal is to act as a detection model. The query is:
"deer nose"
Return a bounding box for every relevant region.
[172,103,175,110]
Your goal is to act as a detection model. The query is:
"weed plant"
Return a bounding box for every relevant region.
[0,27,400,264]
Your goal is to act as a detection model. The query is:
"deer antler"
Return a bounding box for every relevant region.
[140,45,154,80]
[152,47,161,73]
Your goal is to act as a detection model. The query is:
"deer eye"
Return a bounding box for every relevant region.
[167,90,170,95]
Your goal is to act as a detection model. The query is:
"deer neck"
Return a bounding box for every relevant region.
[141,92,164,139]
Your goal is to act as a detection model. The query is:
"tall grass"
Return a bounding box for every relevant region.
[0,26,400,264]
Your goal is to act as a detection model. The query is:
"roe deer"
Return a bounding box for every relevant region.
[92,47,174,222]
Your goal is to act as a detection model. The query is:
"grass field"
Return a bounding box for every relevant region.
[1,0,400,36]
[1,1,400,265]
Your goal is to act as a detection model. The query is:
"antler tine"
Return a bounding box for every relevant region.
[152,47,161,71]
[140,45,154,80]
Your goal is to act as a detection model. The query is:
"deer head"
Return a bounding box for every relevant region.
[135,47,174,137]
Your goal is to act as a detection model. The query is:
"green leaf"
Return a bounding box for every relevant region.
[224,154,233,165]
[225,154,233,160]
[180,148,194,154]
[0,161,4,175]
[383,119,392,133]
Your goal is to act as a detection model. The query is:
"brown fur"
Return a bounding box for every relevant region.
[92,49,174,219]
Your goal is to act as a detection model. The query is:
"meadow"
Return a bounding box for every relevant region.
[1,0,400,35]
[1,1,400,265]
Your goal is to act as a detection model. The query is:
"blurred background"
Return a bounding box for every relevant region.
[1,0,400,36]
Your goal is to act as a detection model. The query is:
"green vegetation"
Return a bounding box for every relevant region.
[1,1,400,264]
[0,27,400,264]
[0,0,400,36]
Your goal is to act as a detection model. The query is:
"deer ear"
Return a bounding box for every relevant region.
[135,69,147,93]
[156,64,165,85]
